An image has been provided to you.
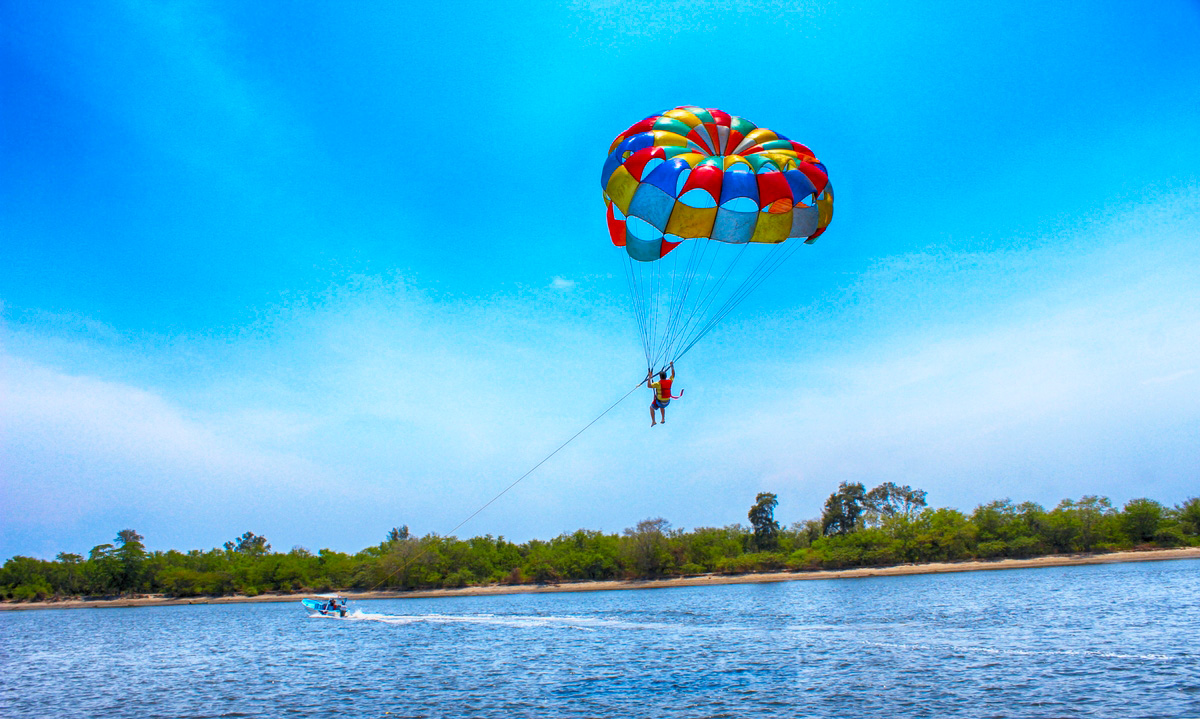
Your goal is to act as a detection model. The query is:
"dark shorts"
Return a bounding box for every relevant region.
[652,397,670,410]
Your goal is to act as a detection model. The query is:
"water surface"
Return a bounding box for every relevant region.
[3,559,1198,717]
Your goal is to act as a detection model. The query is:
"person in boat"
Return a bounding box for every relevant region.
[326,597,345,616]
[647,362,679,427]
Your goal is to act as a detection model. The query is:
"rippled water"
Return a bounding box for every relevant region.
[3,559,1198,718]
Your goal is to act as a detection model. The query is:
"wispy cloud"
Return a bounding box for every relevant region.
[3,194,1199,558]
[0,278,641,556]
[1142,369,1196,386]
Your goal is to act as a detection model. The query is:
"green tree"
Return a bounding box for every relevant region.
[54,553,84,595]
[1121,498,1164,543]
[971,500,1020,557]
[1080,495,1119,548]
[1175,497,1200,537]
[909,508,976,561]
[1049,496,1117,552]
[225,532,271,556]
[863,482,927,526]
[0,556,56,599]
[113,529,147,592]
[676,526,747,571]
[748,493,781,551]
[86,543,122,594]
[622,518,674,577]
[822,482,866,536]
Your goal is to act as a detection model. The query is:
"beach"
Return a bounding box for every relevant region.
[4,546,1197,612]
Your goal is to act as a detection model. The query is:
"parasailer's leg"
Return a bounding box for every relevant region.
[651,397,669,426]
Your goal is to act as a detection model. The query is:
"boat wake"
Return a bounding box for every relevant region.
[308,610,655,631]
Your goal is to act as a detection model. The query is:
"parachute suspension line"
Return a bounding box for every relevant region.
[639,257,655,364]
[663,240,712,367]
[674,238,808,364]
[626,235,808,374]
[622,254,652,364]
[630,254,655,367]
[649,239,743,369]
[713,239,808,333]
[678,243,781,357]
[369,377,646,592]
[656,236,717,368]
[674,246,788,363]
[652,244,681,369]
[660,240,750,365]
[651,238,700,369]
[648,256,667,372]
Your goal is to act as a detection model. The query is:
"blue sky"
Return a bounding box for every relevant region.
[2,1,1199,559]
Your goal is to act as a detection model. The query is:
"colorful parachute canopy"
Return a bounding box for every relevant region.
[601,107,835,370]
[601,106,833,263]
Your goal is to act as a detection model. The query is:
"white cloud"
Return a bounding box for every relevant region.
[550,276,576,290]
[1142,369,1196,386]
[3,194,1199,557]
[0,280,643,557]
[0,351,334,553]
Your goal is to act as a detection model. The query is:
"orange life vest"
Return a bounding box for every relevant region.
[656,378,673,400]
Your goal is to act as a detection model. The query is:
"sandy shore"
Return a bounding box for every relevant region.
[4,546,1198,612]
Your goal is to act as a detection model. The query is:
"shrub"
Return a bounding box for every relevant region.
[820,545,865,569]
[785,549,821,571]
[1008,536,1042,558]
[12,583,51,601]
[716,554,784,574]
[527,561,559,584]
[976,540,1008,559]
[746,552,787,571]
[1177,498,1200,536]
[442,570,473,588]
[1154,527,1186,547]
[1121,498,1165,543]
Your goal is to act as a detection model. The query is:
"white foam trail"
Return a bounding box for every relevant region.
[307,609,660,631]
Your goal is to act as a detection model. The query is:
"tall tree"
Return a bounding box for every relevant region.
[822,482,866,536]
[1121,498,1164,543]
[747,493,781,551]
[623,518,673,577]
[55,552,84,595]
[113,529,146,592]
[864,482,928,524]
[1178,497,1200,536]
[225,532,271,556]
[86,543,120,594]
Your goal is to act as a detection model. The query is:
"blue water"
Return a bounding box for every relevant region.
[3,560,1198,718]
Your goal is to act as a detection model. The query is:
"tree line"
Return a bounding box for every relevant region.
[3,485,1198,601]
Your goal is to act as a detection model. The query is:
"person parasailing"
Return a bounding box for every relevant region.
[647,362,682,426]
